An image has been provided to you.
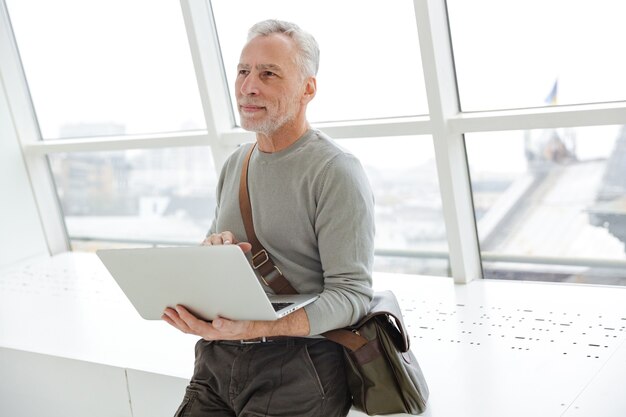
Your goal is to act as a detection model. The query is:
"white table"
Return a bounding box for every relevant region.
[1,252,625,417]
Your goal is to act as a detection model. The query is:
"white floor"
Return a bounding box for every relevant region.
[1,252,625,417]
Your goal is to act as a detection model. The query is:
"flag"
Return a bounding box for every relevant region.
[544,79,558,105]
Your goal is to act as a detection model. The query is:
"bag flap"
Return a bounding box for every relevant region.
[351,290,411,352]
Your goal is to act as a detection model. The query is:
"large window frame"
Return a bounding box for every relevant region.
[2,0,626,283]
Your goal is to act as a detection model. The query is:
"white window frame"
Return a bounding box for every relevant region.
[0,0,68,254]
[3,0,626,282]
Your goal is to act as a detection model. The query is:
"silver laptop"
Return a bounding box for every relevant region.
[96,245,318,321]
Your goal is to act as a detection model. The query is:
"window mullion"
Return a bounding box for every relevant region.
[449,102,626,134]
[180,0,237,170]
[414,0,482,283]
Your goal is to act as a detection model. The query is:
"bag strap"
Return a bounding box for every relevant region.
[239,143,298,295]
[323,291,411,353]
[321,328,369,351]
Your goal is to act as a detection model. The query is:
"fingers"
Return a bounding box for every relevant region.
[163,305,214,337]
[202,231,237,246]
[237,242,253,253]
[162,306,255,341]
[162,307,192,334]
[202,232,251,253]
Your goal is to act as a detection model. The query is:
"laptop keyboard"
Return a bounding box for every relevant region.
[271,302,294,312]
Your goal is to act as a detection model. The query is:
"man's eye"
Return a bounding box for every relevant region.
[238,69,249,76]
[262,71,276,77]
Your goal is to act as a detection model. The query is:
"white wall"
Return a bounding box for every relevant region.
[0,75,48,268]
[0,348,133,417]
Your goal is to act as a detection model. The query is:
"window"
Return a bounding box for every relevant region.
[466,125,626,284]
[7,0,206,139]
[48,147,218,249]
[340,136,449,276]
[211,0,427,124]
[447,0,626,111]
[7,0,625,285]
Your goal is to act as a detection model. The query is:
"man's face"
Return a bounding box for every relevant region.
[235,34,308,136]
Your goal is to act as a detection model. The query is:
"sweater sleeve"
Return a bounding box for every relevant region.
[303,153,375,335]
[207,147,239,237]
[207,168,224,236]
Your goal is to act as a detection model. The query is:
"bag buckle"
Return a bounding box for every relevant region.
[259,265,283,286]
[252,250,270,269]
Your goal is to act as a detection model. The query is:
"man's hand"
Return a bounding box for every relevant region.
[203,231,252,253]
[162,306,311,341]
[162,306,256,340]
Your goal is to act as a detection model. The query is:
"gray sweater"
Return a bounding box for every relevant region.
[209,129,375,335]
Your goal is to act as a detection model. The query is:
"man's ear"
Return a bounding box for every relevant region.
[302,76,317,104]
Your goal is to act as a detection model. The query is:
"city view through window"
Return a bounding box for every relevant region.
[50,123,626,283]
[8,0,626,283]
[468,125,626,285]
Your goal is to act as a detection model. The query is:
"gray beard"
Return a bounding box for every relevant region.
[241,112,296,136]
[239,96,300,136]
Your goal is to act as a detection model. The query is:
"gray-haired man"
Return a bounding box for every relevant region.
[163,19,375,417]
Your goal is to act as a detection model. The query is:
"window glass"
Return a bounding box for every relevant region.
[339,136,449,277]
[48,147,217,249]
[466,125,626,285]
[211,0,427,124]
[447,0,626,111]
[6,0,206,139]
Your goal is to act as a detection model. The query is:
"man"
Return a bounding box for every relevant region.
[162,19,374,417]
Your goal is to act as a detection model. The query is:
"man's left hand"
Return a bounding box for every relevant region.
[162,305,256,341]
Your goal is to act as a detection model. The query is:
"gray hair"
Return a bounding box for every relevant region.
[247,19,320,79]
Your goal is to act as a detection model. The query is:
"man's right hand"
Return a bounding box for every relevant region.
[202,231,252,253]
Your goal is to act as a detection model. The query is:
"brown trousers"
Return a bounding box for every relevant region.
[175,338,351,417]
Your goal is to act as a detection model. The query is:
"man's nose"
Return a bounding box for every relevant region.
[239,74,259,96]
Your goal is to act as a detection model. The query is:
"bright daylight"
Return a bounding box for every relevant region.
[1,1,625,417]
